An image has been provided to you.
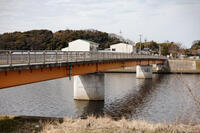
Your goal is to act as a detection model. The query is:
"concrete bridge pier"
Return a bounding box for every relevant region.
[155,64,163,71]
[73,73,104,100]
[136,65,152,79]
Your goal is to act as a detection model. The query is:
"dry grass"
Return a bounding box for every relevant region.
[1,115,200,133]
[41,116,200,133]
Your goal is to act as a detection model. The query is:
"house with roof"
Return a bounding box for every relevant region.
[110,43,136,54]
[61,39,99,52]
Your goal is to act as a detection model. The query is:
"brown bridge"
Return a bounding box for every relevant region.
[0,50,166,89]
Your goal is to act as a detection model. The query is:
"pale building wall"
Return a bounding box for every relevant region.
[110,43,134,53]
[69,40,90,51]
[61,39,99,52]
[61,47,69,51]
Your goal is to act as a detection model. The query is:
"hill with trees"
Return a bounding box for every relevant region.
[0,29,123,50]
[0,30,53,50]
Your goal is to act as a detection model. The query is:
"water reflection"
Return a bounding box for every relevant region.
[104,74,165,119]
[74,100,104,118]
[0,74,199,123]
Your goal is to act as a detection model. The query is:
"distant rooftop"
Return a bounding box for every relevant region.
[76,39,99,45]
[111,43,134,46]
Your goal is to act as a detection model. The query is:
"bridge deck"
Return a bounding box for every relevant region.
[0,50,166,89]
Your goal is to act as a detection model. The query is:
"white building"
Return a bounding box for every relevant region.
[110,43,136,53]
[61,39,99,51]
[61,47,69,51]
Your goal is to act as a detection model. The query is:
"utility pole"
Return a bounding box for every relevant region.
[139,34,142,54]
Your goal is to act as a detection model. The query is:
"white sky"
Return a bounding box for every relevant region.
[0,0,199,48]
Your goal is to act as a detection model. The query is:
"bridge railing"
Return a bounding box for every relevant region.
[0,50,166,66]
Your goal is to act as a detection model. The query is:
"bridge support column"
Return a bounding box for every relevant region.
[73,73,104,100]
[136,65,152,79]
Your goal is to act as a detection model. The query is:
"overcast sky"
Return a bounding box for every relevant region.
[0,0,199,47]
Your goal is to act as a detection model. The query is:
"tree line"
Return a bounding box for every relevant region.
[0,29,122,50]
[0,29,199,56]
[136,40,200,56]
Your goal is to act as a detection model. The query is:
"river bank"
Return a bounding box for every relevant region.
[104,59,200,74]
[0,115,200,133]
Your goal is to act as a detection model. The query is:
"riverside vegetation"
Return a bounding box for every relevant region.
[0,115,200,133]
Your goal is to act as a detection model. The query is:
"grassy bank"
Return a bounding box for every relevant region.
[0,115,200,133]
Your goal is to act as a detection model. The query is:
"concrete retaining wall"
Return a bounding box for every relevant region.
[104,59,200,74]
[168,60,196,71]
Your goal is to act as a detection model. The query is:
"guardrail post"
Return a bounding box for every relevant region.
[9,51,12,66]
[66,52,68,62]
[43,51,46,64]
[76,52,78,62]
[21,51,23,63]
[89,52,91,60]
[28,51,30,65]
[84,52,86,61]
[6,52,9,65]
[106,53,108,59]
[34,51,36,63]
[55,50,58,63]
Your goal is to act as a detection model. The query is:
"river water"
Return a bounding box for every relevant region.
[0,73,200,123]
